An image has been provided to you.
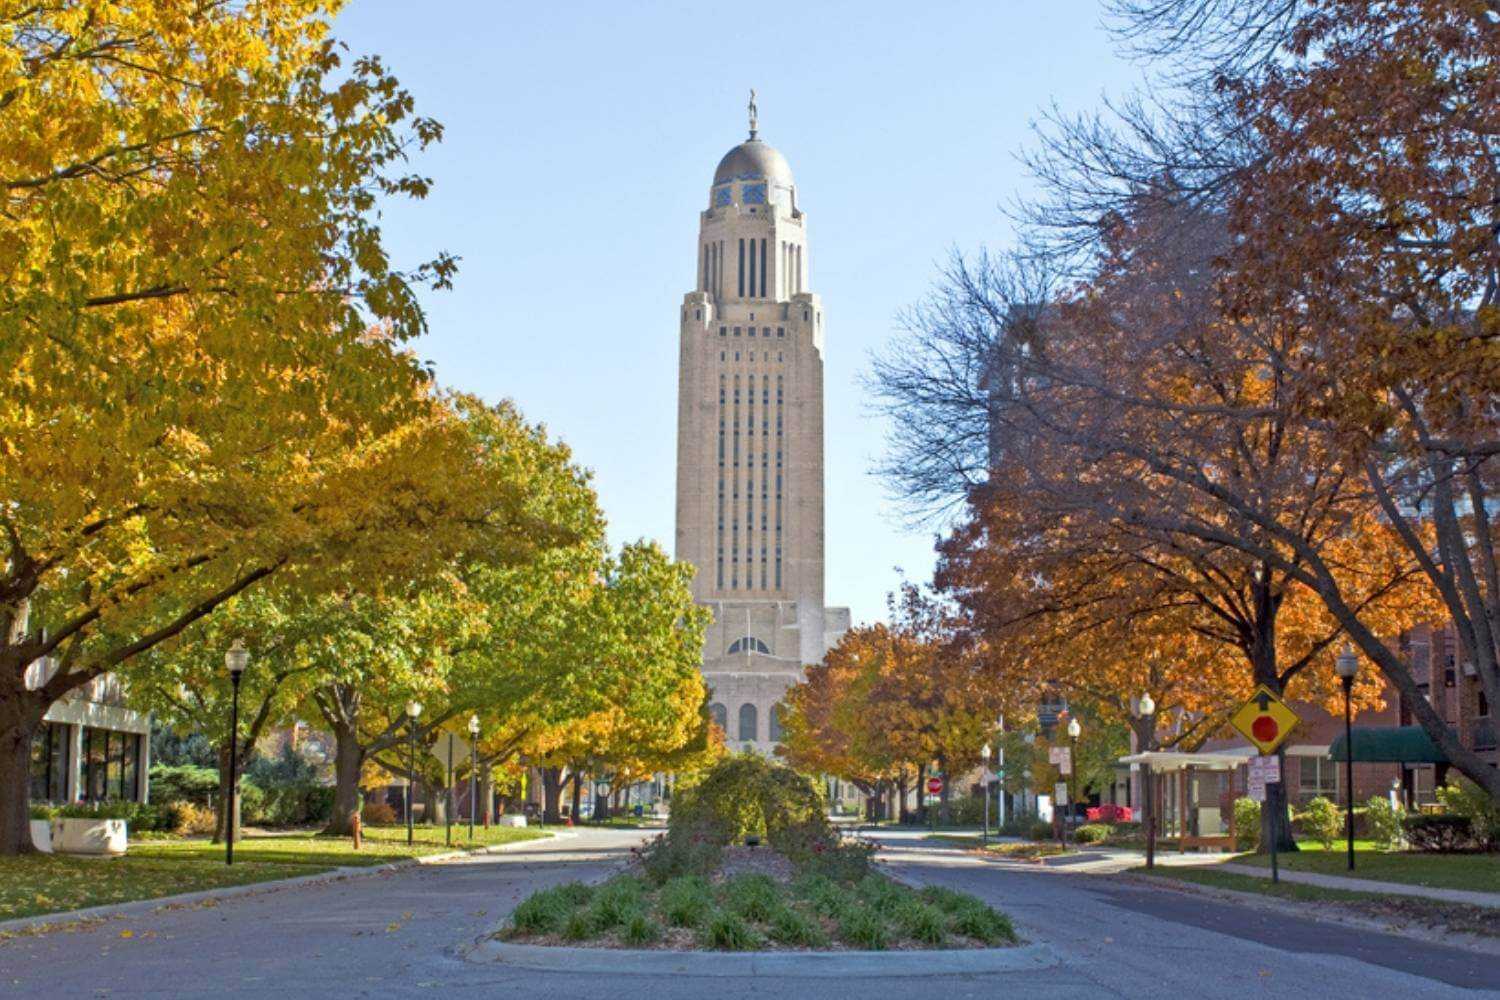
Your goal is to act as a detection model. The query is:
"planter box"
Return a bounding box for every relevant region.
[53,817,128,856]
[29,819,53,853]
[497,815,527,828]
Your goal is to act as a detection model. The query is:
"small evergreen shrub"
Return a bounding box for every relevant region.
[1364,796,1404,850]
[1299,796,1342,850]
[1234,797,1261,851]
[701,909,759,950]
[1026,819,1055,841]
[1073,823,1110,844]
[838,904,890,950]
[1436,778,1500,851]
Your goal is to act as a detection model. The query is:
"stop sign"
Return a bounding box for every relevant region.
[926,776,943,795]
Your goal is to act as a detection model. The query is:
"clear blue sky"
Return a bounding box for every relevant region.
[332,1,1140,626]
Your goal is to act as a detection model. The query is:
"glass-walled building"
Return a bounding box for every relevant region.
[25,657,151,805]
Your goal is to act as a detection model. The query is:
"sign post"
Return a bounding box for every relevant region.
[1231,687,1300,875]
[926,775,943,833]
[429,732,472,847]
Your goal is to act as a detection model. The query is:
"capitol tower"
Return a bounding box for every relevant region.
[674,94,850,753]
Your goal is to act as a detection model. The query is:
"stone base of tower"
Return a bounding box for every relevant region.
[700,598,848,755]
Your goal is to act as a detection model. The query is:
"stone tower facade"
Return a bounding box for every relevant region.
[675,104,850,754]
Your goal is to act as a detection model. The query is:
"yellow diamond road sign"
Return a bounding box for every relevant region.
[1230,685,1301,755]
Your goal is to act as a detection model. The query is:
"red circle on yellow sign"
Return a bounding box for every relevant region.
[1251,716,1279,743]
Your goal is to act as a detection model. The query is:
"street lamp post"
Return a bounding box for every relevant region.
[1137,692,1156,870]
[405,700,422,846]
[468,714,480,842]
[981,743,992,846]
[1066,717,1082,845]
[1335,645,1359,871]
[224,640,250,866]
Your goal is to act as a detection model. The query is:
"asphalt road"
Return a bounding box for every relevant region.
[0,827,1494,998]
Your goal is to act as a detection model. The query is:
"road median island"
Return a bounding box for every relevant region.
[481,757,1028,971]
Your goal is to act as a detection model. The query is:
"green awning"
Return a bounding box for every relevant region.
[1329,726,1451,764]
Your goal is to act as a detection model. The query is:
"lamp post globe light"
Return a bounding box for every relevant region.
[981,743,992,846]
[468,714,480,841]
[1136,692,1156,869]
[405,700,423,845]
[1335,645,1359,871]
[1066,717,1082,844]
[224,640,250,866]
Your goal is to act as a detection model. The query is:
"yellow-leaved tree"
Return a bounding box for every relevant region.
[0,1,492,853]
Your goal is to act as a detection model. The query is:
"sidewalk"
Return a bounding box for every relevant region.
[1216,862,1500,910]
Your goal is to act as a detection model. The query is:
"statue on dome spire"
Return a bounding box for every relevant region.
[747,88,758,140]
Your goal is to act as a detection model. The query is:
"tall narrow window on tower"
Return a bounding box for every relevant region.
[748,236,757,297]
[759,238,768,297]
[738,239,745,297]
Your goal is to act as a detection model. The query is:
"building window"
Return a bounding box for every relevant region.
[777,327,784,338]
[739,703,758,742]
[28,722,69,803]
[769,705,784,742]
[710,703,728,732]
[719,326,727,337]
[727,636,771,655]
[1298,756,1339,803]
[738,239,746,297]
[759,238,768,297]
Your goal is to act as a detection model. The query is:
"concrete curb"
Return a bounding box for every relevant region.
[464,939,1060,977]
[0,831,569,936]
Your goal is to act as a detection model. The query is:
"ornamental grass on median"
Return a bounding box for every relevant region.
[497,754,1019,952]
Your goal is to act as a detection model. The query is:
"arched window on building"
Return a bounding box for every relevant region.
[738,703,758,742]
[710,702,727,733]
[727,636,771,655]
[769,704,784,742]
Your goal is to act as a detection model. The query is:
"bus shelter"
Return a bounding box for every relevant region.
[1117,749,1252,852]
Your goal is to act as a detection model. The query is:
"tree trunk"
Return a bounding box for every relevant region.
[0,689,46,855]
[570,770,583,821]
[540,767,565,825]
[324,717,363,836]
[897,770,911,824]
[1259,750,1298,853]
[478,769,493,825]
[213,743,242,845]
[915,763,928,824]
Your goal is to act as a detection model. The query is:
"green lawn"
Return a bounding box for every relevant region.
[1,824,550,924]
[131,823,549,867]
[1136,865,1500,939]
[1232,842,1500,893]
[0,854,329,923]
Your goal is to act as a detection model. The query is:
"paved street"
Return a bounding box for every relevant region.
[1,827,1495,998]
